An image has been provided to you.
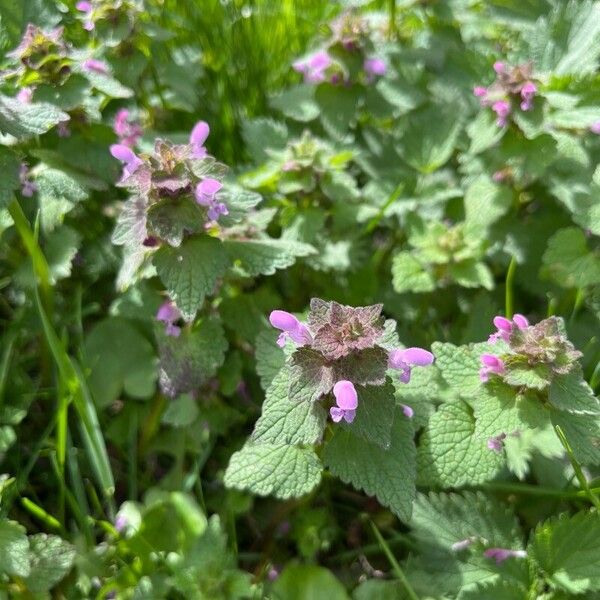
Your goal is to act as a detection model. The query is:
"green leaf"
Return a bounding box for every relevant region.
[0,95,68,139]
[288,347,335,403]
[24,534,75,593]
[549,409,600,465]
[242,118,288,161]
[541,227,600,288]
[271,85,319,122]
[315,84,359,139]
[343,380,396,449]
[146,198,204,247]
[417,400,504,487]
[548,370,600,415]
[400,103,464,173]
[272,564,350,600]
[224,238,315,277]
[0,148,21,208]
[391,252,435,294]
[45,225,81,282]
[85,318,157,407]
[255,328,286,391]
[154,235,230,321]
[252,367,327,445]
[448,259,494,290]
[224,443,322,500]
[323,413,416,521]
[456,580,528,600]
[81,69,133,98]
[161,394,199,428]
[157,316,227,398]
[550,106,600,128]
[530,511,600,593]
[352,580,404,600]
[503,364,550,390]
[467,110,504,154]
[464,176,513,230]
[0,519,30,577]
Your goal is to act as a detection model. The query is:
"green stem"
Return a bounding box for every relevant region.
[388,0,397,39]
[569,288,585,324]
[370,521,419,600]
[505,256,517,317]
[20,498,62,531]
[554,425,600,510]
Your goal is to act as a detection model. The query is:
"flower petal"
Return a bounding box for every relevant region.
[190,121,210,146]
[333,380,358,410]
[269,310,299,332]
[402,347,434,366]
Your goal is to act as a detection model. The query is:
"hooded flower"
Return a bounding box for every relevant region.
[82,58,109,74]
[591,121,600,134]
[479,354,505,382]
[520,81,536,111]
[484,548,527,564]
[110,144,143,179]
[388,347,435,383]
[114,109,143,147]
[330,380,358,423]
[19,163,37,197]
[194,178,228,221]
[293,50,332,83]
[76,1,95,30]
[269,310,313,348]
[364,57,386,81]
[489,314,528,343]
[16,87,33,103]
[190,121,210,159]
[487,432,507,453]
[156,301,182,337]
[492,100,510,127]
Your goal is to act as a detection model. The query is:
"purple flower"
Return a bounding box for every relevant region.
[76,0,95,30]
[82,58,109,74]
[520,81,536,111]
[484,548,527,564]
[492,100,510,127]
[267,567,280,581]
[330,380,358,423]
[388,347,435,383]
[293,50,332,83]
[473,86,488,100]
[110,144,143,178]
[114,514,128,533]
[493,61,506,74]
[269,310,313,347]
[156,301,181,337]
[16,87,33,103]
[190,121,210,158]
[487,432,507,453]
[492,170,505,183]
[401,404,414,419]
[591,121,600,134]
[57,121,71,138]
[19,163,37,197]
[364,57,387,81]
[194,178,228,221]
[113,108,142,147]
[479,354,505,382]
[489,314,529,343]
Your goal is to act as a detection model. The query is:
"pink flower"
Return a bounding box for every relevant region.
[451,537,476,551]
[82,58,109,74]
[479,354,505,382]
[473,86,487,98]
[76,1,95,30]
[113,108,142,147]
[19,163,37,197]
[484,548,527,564]
[493,61,506,74]
[489,314,529,343]
[330,380,358,423]
[156,301,182,337]
[269,310,313,348]
[364,57,387,81]
[190,121,210,158]
[520,81,536,111]
[487,432,507,453]
[591,121,600,134]
[110,144,143,178]
[293,50,332,83]
[388,347,434,383]
[492,100,510,127]
[16,87,33,103]
[401,404,414,418]
[195,178,228,221]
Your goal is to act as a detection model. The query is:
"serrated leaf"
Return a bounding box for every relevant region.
[224,443,322,500]
[449,259,494,290]
[0,148,21,208]
[157,317,227,398]
[323,413,416,521]
[0,520,30,577]
[24,534,75,593]
[270,85,319,122]
[45,225,81,282]
[154,235,229,321]
[147,197,204,247]
[242,118,288,161]
[217,187,263,225]
[224,238,315,276]
[255,328,286,391]
[530,511,600,593]
[417,400,504,487]
[82,69,133,98]
[464,176,513,230]
[288,347,335,403]
[161,394,199,428]
[549,408,600,465]
[548,370,600,414]
[503,364,550,390]
[112,195,148,247]
[391,252,435,294]
[315,83,359,139]
[0,95,68,139]
[272,564,350,600]
[252,368,327,445]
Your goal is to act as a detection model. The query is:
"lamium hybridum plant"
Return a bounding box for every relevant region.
[225,299,434,521]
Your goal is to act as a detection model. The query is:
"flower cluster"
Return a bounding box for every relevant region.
[474,61,538,127]
[269,299,434,424]
[76,0,139,38]
[110,120,230,247]
[292,12,387,86]
[113,108,143,147]
[480,315,582,387]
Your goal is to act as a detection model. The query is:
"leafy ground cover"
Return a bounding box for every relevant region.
[1,0,600,598]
